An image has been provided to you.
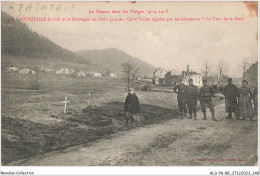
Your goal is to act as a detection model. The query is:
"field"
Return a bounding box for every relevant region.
[1,71,257,166]
[1,71,181,165]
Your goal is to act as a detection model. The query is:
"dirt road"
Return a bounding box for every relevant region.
[10,102,258,166]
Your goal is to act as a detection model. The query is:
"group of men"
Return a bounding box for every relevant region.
[123,77,257,125]
[173,78,216,121]
[173,77,257,121]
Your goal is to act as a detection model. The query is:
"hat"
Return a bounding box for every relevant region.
[227,78,232,81]
[242,80,248,84]
[179,78,183,81]
[129,87,134,91]
[202,79,207,83]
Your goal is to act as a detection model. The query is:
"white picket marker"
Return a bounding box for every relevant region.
[62,96,70,114]
[87,92,91,106]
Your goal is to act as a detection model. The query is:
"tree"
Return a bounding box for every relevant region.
[121,62,140,90]
[202,60,211,78]
[218,60,225,85]
[241,59,250,80]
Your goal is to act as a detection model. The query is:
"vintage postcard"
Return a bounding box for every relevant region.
[0,1,259,175]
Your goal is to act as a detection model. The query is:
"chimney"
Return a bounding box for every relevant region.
[187,65,190,74]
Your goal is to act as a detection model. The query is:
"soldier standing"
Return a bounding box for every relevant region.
[222,78,239,119]
[199,79,217,121]
[186,79,199,120]
[173,79,188,117]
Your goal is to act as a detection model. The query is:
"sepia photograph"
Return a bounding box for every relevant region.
[0,1,259,175]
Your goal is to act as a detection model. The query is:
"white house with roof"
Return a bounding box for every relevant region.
[153,68,168,85]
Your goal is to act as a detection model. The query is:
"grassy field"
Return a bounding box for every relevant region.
[1,71,184,165]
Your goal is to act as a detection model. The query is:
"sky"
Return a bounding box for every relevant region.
[2,1,258,77]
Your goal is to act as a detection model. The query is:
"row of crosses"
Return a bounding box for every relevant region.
[62,92,92,114]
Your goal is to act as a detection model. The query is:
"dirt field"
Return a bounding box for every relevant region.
[1,71,178,165]
[1,71,258,166]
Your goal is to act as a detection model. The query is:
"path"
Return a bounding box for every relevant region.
[10,102,258,166]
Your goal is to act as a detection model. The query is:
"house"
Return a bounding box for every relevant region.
[164,70,181,86]
[78,71,86,78]
[183,65,203,87]
[19,68,30,74]
[69,69,75,74]
[164,65,203,87]
[110,73,117,78]
[94,73,102,77]
[153,68,168,85]
[30,70,36,75]
[45,68,55,73]
[6,65,18,72]
[56,68,70,75]
[245,61,258,87]
[184,74,203,87]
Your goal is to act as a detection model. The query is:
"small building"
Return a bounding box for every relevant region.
[56,68,70,75]
[30,70,36,75]
[19,68,30,74]
[45,68,55,73]
[153,68,168,85]
[6,65,18,72]
[69,69,75,74]
[110,73,117,78]
[94,73,102,77]
[78,71,86,78]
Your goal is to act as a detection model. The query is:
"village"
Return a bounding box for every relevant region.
[5,65,118,78]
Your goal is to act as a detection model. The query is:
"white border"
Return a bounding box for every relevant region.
[0,0,259,175]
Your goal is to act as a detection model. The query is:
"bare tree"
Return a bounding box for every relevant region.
[218,60,225,85]
[202,60,211,78]
[121,62,140,90]
[241,59,250,80]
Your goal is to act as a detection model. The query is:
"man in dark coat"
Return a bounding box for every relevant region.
[124,88,141,125]
[222,78,239,119]
[173,79,188,117]
[199,79,217,121]
[186,79,199,120]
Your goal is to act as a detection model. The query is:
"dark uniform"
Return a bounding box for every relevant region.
[173,84,187,116]
[124,92,141,124]
[199,80,216,120]
[186,84,199,119]
[223,83,238,118]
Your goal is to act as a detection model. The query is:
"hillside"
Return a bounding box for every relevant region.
[77,48,155,77]
[1,11,155,77]
[1,11,88,65]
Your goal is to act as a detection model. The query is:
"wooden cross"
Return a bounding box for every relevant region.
[87,92,91,106]
[62,96,70,114]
